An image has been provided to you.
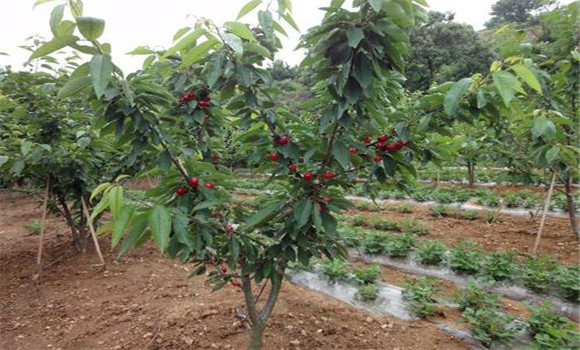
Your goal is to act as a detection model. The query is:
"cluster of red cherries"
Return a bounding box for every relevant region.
[361,134,409,163]
[174,176,215,196]
[179,91,212,110]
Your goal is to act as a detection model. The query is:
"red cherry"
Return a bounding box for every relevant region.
[378,135,388,142]
[231,279,241,287]
[277,135,290,145]
[374,154,382,163]
[204,114,211,120]
[175,186,188,196]
[323,171,335,179]
[225,223,234,232]
[376,141,387,150]
[303,171,314,181]
[362,135,372,144]
[220,263,227,274]
[400,140,409,146]
[322,197,331,203]
[349,146,357,155]
[318,203,327,212]
[188,177,199,187]
[288,164,297,172]
[204,182,215,189]
[269,151,280,162]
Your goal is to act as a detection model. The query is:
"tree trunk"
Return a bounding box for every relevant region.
[467,160,475,187]
[248,326,265,350]
[564,172,579,237]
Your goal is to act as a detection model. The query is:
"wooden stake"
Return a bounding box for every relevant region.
[35,178,51,276]
[81,196,106,267]
[533,172,557,254]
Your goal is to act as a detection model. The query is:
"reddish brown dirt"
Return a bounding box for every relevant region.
[351,204,579,264]
[0,192,467,350]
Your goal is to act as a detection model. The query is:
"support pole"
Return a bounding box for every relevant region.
[35,178,51,277]
[81,196,106,267]
[533,172,557,254]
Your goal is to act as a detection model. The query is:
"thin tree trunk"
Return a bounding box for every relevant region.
[467,160,475,187]
[564,172,579,237]
[81,196,106,267]
[35,178,51,277]
[533,173,557,254]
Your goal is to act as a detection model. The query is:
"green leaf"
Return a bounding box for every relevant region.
[243,201,285,230]
[149,206,172,252]
[0,156,8,167]
[56,20,76,37]
[30,35,77,59]
[127,46,155,55]
[237,0,261,19]
[164,28,206,57]
[476,89,487,109]
[76,17,105,40]
[108,185,123,219]
[33,0,59,8]
[57,75,92,99]
[545,146,560,164]
[223,34,243,56]
[90,195,109,220]
[367,0,382,12]
[243,42,272,58]
[346,27,364,48]
[533,117,556,139]
[492,71,518,106]
[10,160,25,176]
[112,207,133,248]
[90,182,111,201]
[512,64,542,94]
[225,22,256,41]
[180,40,218,67]
[90,54,112,98]
[282,14,299,32]
[173,26,190,41]
[332,141,350,170]
[444,78,471,116]
[50,4,65,36]
[117,216,148,258]
[173,213,192,248]
[294,198,313,229]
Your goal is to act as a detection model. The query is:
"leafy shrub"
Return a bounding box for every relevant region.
[526,302,580,350]
[453,284,500,311]
[403,277,441,318]
[386,233,416,258]
[353,265,381,284]
[25,219,44,235]
[396,218,429,235]
[554,265,579,302]
[521,256,557,292]
[449,241,484,274]
[358,283,380,301]
[371,217,398,230]
[415,240,447,265]
[321,259,352,281]
[463,308,517,347]
[361,231,392,254]
[481,250,517,282]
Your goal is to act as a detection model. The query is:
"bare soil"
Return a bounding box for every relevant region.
[0,192,467,350]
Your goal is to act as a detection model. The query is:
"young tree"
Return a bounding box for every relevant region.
[32,0,425,348]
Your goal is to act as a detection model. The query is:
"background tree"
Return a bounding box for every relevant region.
[485,0,549,28]
[406,11,495,91]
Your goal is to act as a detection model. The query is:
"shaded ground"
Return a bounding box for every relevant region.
[0,192,467,350]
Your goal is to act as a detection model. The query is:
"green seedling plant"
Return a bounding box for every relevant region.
[385,232,416,258]
[25,219,44,235]
[462,307,518,347]
[526,302,580,350]
[352,264,381,285]
[453,284,500,311]
[521,256,557,292]
[414,240,447,265]
[358,283,380,301]
[321,259,352,282]
[554,265,580,302]
[361,231,393,255]
[449,241,485,274]
[371,217,398,231]
[481,250,517,282]
[403,277,442,318]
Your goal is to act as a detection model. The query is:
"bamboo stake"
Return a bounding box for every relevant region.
[81,196,106,267]
[35,177,51,276]
[533,172,557,254]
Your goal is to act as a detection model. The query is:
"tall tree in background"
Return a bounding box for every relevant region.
[485,0,546,28]
[406,12,495,91]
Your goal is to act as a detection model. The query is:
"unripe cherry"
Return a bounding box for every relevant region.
[303,171,314,181]
[188,177,199,187]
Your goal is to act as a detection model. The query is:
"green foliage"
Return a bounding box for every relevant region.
[396,217,429,235]
[321,259,352,282]
[385,233,416,258]
[462,308,518,347]
[485,0,543,28]
[414,240,447,265]
[481,250,517,281]
[481,210,502,224]
[358,283,380,301]
[361,231,392,255]
[353,264,381,285]
[521,256,557,292]
[371,217,398,231]
[453,284,500,311]
[403,277,442,318]
[526,302,580,350]
[448,241,484,274]
[554,265,580,302]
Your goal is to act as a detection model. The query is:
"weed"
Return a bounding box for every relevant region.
[25,219,43,235]
[396,218,429,235]
[403,277,442,318]
[429,204,449,217]
[415,240,447,265]
[453,284,500,311]
[481,250,517,282]
[521,256,557,292]
[526,302,580,349]
[448,241,484,274]
[461,210,479,220]
[481,210,502,224]
[321,259,352,282]
[353,265,381,284]
[358,283,380,301]
[462,308,518,347]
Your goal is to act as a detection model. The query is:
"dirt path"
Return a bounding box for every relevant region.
[0,192,467,350]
